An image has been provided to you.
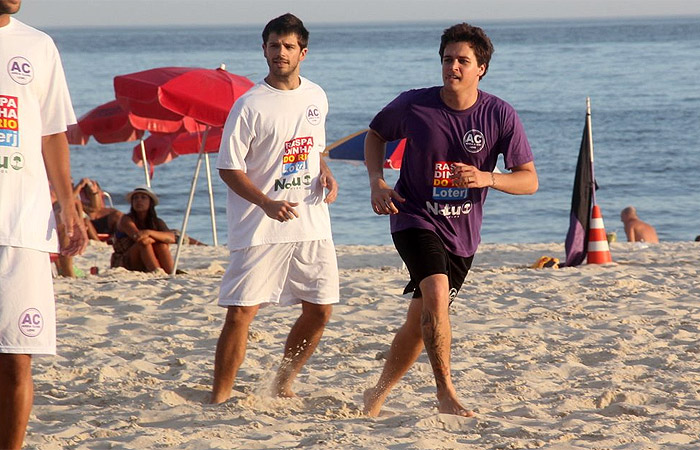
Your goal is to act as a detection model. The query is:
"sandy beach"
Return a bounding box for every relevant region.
[25,241,700,449]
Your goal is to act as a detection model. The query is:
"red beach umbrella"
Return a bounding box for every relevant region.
[67,100,153,185]
[113,65,254,128]
[69,100,144,145]
[113,68,188,121]
[68,100,207,187]
[69,100,203,145]
[132,133,179,168]
[129,113,205,134]
[132,128,222,168]
[170,127,223,156]
[325,129,406,169]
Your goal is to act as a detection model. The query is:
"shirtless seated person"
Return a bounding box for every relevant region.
[620,206,659,243]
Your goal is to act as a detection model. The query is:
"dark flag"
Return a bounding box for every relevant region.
[564,102,596,267]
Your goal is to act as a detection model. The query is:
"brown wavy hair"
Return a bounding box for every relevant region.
[439,23,494,79]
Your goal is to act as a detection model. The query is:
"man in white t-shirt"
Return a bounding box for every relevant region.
[211,13,339,403]
[0,1,88,448]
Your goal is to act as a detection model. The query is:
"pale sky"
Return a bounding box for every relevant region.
[17,0,700,28]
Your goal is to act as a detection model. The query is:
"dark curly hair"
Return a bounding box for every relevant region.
[439,23,494,79]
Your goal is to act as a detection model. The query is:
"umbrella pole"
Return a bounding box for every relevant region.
[172,128,209,275]
[140,139,151,187]
[204,152,218,246]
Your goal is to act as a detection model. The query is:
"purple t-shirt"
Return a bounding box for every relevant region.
[369,87,534,257]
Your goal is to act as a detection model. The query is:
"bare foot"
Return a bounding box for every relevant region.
[209,393,229,404]
[437,394,474,417]
[363,387,386,417]
[274,385,297,398]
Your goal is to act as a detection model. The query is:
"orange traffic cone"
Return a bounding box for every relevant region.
[587,205,613,264]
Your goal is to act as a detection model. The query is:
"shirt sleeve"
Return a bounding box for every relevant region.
[500,105,534,170]
[40,38,76,136]
[316,89,329,153]
[368,91,410,142]
[217,102,254,172]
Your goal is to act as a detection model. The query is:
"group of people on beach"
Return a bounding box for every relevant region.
[7,2,672,449]
[52,178,192,277]
[207,14,538,418]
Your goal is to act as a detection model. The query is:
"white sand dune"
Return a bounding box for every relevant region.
[26,241,700,449]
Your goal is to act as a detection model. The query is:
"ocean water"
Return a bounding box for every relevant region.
[48,17,700,246]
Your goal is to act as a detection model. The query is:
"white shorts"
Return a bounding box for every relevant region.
[219,239,339,307]
[0,246,57,355]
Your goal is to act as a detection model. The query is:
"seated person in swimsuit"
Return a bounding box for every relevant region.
[620,206,659,243]
[75,178,123,238]
[110,186,176,273]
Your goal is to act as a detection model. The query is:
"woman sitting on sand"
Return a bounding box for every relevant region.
[110,186,175,274]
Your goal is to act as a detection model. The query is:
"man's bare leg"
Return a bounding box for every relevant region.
[0,354,33,450]
[273,301,332,397]
[419,275,473,417]
[210,305,259,404]
[363,298,424,416]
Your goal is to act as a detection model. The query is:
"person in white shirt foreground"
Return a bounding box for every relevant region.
[0,1,88,447]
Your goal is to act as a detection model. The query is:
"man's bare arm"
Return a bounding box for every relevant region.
[219,169,299,222]
[364,129,405,215]
[452,161,538,195]
[42,132,87,256]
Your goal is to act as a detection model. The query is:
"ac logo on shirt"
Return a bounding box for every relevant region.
[305,105,321,125]
[18,308,44,337]
[462,129,485,154]
[0,95,19,148]
[8,57,34,85]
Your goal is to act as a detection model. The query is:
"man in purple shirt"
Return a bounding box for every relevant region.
[363,23,538,417]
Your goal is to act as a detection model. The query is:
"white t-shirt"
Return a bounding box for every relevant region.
[217,77,333,250]
[0,18,76,252]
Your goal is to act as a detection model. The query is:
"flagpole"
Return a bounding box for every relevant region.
[586,97,596,206]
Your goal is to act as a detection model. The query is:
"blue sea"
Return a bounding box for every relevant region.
[48,17,700,246]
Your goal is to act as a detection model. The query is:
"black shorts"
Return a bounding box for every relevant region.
[392,228,474,303]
